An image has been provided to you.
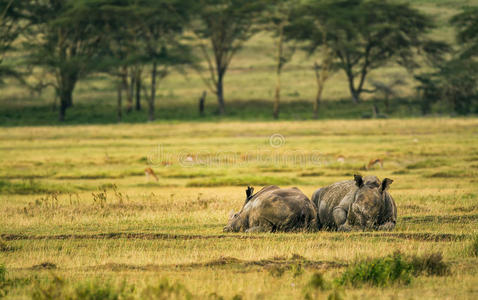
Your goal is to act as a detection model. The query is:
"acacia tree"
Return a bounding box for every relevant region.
[413,7,478,115]
[328,0,448,103]
[133,0,195,121]
[0,0,28,84]
[25,0,105,121]
[195,0,265,115]
[285,0,342,119]
[263,0,297,119]
[451,6,478,59]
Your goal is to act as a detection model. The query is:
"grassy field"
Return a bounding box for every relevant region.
[1,118,478,299]
[2,1,478,125]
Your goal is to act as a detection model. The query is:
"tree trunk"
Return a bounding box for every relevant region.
[313,43,333,119]
[346,74,360,104]
[123,67,133,114]
[199,91,206,116]
[273,24,284,120]
[135,70,141,111]
[117,80,122,122]
[59,88,72,122]
[149,62,157,121]
[216,73,225,115]
[273,75,280,120]
[58,75,76,122]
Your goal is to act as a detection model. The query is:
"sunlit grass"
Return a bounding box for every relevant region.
[0,118,477,298]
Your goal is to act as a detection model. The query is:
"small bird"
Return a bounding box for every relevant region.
[144,167,159,181]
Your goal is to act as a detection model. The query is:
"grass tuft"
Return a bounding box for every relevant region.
[469,234,478,257]
[141,278,192,300]
[410,252,450,276]
[31,276,134,300]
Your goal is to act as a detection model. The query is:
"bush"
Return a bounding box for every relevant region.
[304,272,329,300]
[31,276,134,300]
[74,280,134,300]
[336,252,450,287]
[336,252,413,287]
[411,252,450,276]
[141,278,192,300]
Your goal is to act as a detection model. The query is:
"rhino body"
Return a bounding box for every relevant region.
[312,175,396,231]
[223,185,318,233]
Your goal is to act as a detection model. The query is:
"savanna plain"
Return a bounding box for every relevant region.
[1,119,478,299]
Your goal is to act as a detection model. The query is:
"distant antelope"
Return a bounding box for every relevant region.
[336,155,345,163]
[366,158,383,170]
[144,167,159,181]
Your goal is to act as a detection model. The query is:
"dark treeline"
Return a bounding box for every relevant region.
[1,0,477,122]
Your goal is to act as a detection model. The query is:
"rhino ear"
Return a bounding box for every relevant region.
[228,209,236,220]
[354,174,364,188]
[381,178,393,193]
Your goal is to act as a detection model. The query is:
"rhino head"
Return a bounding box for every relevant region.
[348,174,393,230]
[223,186,254,232]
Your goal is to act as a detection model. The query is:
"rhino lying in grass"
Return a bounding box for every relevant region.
[223,185,318,233]
[312,175,397,231]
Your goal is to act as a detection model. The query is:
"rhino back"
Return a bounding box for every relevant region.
[317,180,356,228]
[248,187,317,231]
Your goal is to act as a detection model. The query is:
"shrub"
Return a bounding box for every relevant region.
[141,278,192,300]
[31,276,134,300]
[336,252,450,287]
[336,252,414,287]
[411,252,450,276]
[303,273,329,300]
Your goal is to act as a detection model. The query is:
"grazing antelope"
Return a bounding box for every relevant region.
[144,167,159,181]
[366,158,383,170]
[336,155,345,163]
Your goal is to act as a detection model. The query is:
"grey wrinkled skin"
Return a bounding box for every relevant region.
[311,175,397,231]
[223,185,318,233]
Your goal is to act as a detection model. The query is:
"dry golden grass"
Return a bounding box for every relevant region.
[0,118,477,299]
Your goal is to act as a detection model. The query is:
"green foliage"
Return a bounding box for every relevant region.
[289,0,447,103]
[31,276,134,300]
[451,6,478,59]
[0,264,6,297]
[306,273,328,291]
[337,252,414,287]
[141,278,192,300]
[415,58,478,115]
[303,273,329,300]
[195,0,266,113]
[0,0,27,85]
[73,280,134,300]
[336,252,450,287]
